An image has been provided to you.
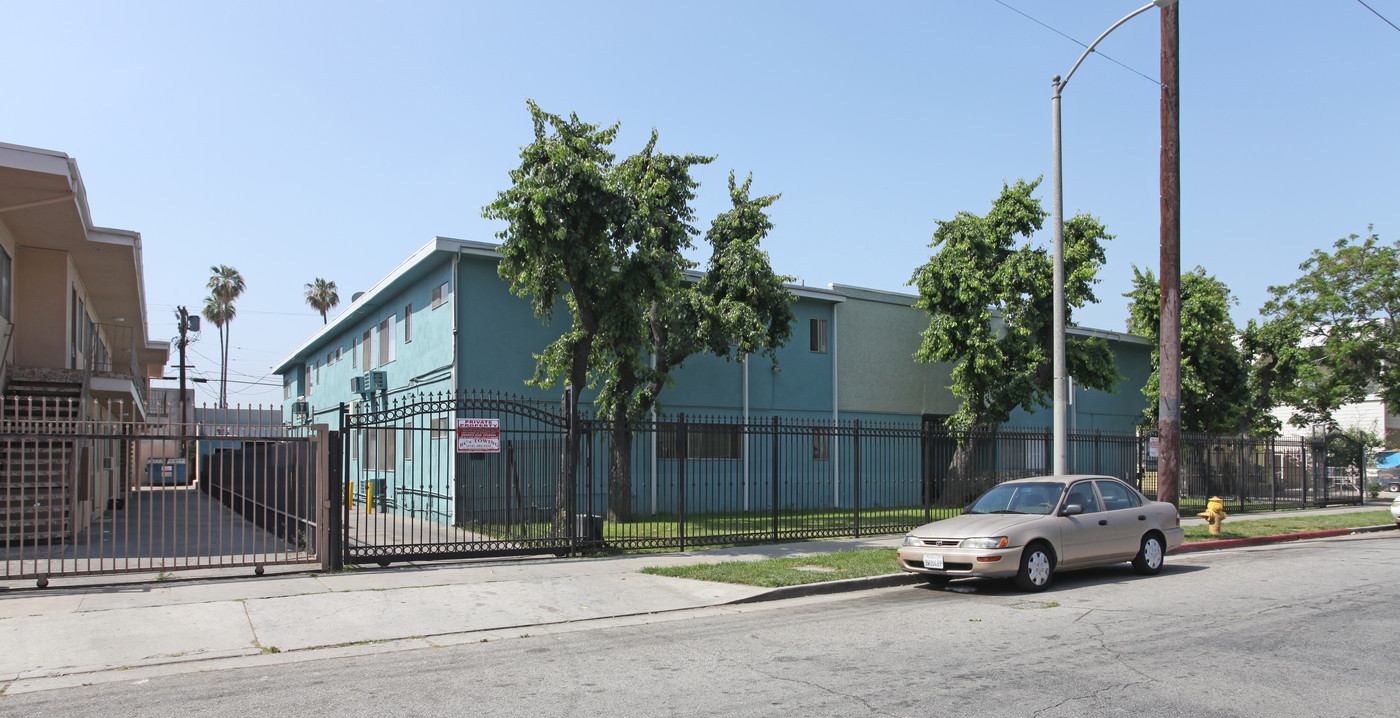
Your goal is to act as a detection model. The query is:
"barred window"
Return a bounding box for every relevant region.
[659,425,741,460]
[363,428,397,472]
[812,432,830,461]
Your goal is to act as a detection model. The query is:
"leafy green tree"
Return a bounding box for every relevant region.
[1237,315,1304,435]
[304,278,339,324]
[1125,265,1250,434]
[911,179,1120,479]
[484,102,795,524]
[1263,228,1400,428]
[597,172,796,521]
[202,265,245,408]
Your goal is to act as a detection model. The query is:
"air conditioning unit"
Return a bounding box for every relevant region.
[350,375,369,394]
[368,370,388,391]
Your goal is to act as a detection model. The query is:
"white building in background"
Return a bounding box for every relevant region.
[1271,393,1400,448]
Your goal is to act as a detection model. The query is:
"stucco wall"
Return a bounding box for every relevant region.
[832,285,958,417]
[13,246,68,367]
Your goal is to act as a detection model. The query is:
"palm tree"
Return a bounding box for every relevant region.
[202,265,245,408]
[304,278,339,324]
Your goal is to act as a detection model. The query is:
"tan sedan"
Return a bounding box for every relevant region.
[896,475,1184,592]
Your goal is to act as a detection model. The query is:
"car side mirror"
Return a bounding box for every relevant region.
[1060,504,1084,517]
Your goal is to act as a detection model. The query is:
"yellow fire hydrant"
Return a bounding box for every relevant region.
[1197,496,1228,535]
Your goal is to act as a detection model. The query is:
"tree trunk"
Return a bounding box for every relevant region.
[608,419,633,523]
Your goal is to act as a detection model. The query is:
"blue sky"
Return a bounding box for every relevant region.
[4,1,1397,407]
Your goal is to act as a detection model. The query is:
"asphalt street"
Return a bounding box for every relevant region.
[2,531,1393,717]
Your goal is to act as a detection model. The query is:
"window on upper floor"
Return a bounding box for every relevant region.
[352,337,358,368]
[305,364,314,395]
[404,304,413,343]
[284,374,292,400]
[378,315,396,365]
[432,282,450,309]
[362,329,372,368]
[810,318,829,353]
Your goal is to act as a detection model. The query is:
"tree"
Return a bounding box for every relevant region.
[910,179,1120,479]
[1124,265,1250,434]
[596,172,796,521]
[1262,228,1400,428]
[1237,315,1304,435]
[304,278,339,324]
[202,265,245,408]
[484,102,795,525]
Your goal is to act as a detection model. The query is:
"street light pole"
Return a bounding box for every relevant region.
[1051,0,1179,476]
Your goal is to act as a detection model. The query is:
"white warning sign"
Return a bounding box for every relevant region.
[456,418,501,453]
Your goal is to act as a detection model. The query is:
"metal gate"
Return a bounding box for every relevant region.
[338,390,577,565]
[2,397,328,585]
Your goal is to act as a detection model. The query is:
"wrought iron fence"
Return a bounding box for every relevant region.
[336,390,1368,564]
[1136,431,1365,514]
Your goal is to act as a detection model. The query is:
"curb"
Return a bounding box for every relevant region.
[727,572,926,604]
[1170,524,1397,554]
[734,525,1399,601]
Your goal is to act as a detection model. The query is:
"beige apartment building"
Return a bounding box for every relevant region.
[0,142,169,544]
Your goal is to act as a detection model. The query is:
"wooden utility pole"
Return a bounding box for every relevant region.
[1158,3,1181,507]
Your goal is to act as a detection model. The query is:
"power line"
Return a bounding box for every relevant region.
[992,0,1162,87]
[1356,0,1400,33]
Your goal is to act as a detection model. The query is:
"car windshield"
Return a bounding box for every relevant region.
[964,482,1065,515]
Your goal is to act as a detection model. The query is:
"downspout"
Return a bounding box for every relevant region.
[450,253,460,394]
[650,352,658,515]
[743,352,749,511]
[832,303,840,508]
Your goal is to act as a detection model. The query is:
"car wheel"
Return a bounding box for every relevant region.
[1388,483,1400,492]
[923,574,951,586]
[1014,543,1054,592]
[1132,533,1165,576]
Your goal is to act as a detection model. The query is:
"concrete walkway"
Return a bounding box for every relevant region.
[0,500,1394,696]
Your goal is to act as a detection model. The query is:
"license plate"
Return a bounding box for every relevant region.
[923,554,944,569]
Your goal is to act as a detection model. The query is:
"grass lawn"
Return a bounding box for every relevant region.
[1181,511,1394,542]
[641,510,1397,587]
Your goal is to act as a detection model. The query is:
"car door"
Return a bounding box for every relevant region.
[1056,480,1104,566]
[1094,479,1147,560]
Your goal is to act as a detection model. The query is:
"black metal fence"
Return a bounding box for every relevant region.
[336,390,1367,564]
[1138,431,1366,514]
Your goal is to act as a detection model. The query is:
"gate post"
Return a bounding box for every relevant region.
[325,425,343,572]
[853,420,861,537]
[677,413,687,552]
[772,415,780,543]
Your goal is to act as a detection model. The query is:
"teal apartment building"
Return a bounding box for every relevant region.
[273,237,1151,524]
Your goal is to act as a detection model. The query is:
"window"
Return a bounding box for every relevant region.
[1095,480,1141,511]
[810,318,828,353]
[0,246,10,321]
[378,315,396,365]
[431,417,450,439]
[812,431,830,461]
[284,374,292,400]
[364,429,397,472]
[403,428,414,462]
[431,282,450,309]
[404,304,412,343]
[305,364,314,395]
[1065,482,1101,513]
[659,424,741,460]
[336,347,343,363]
[352,338,358,368]
[362,330,372,368]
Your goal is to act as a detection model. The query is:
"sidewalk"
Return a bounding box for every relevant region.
[1,501,1394,696]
